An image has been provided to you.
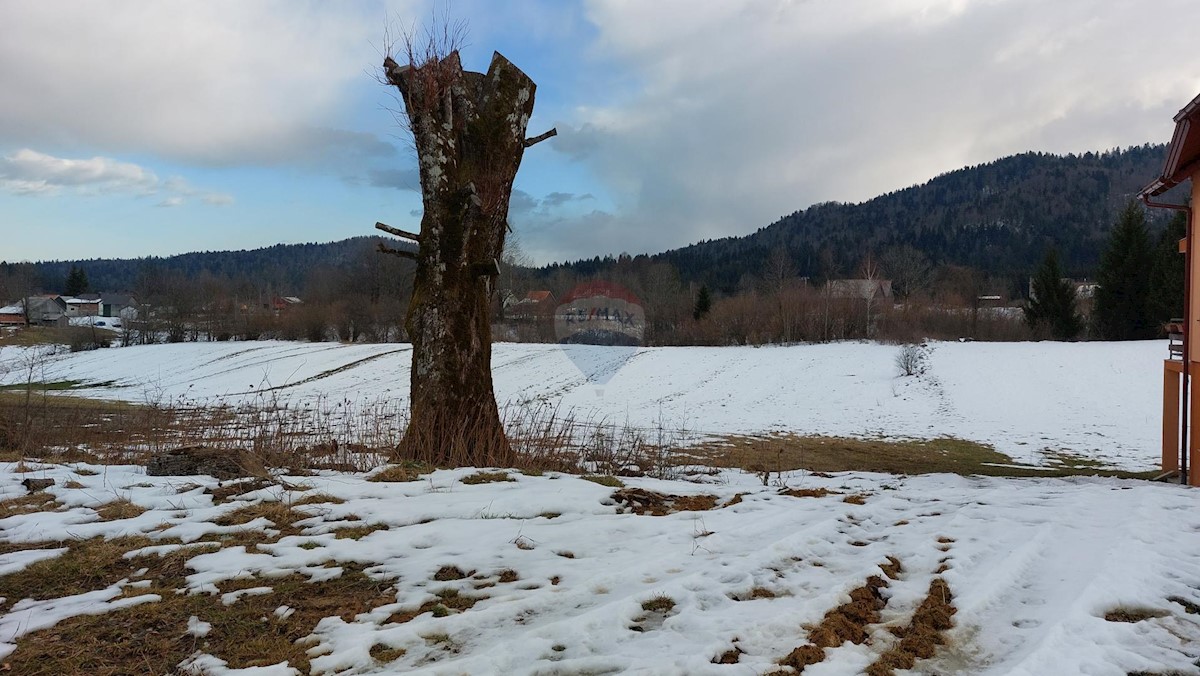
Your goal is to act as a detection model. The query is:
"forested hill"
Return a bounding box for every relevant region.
[26,237,391,295]
[19,144,1181,297]
[550,144,1182,292]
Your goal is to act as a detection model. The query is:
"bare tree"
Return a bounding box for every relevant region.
[881,245,930,304]
[377,25,555,465]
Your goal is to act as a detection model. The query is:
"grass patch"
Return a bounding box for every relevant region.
[0,536,181,607]
[370,644,407,663]
[214,502,301,534]
[582,475,624,488]
[641,595,676,613]
[5,562,395,674]
[0,380,86,392]
[95,498,147,521]
[334,524,388,540]
[0,491,59,518]
[292,492,345,506]
[460,471,515,485]
[695,433,1156,479]
[367,462,431,483]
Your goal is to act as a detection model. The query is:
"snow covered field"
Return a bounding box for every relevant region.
[2,340,1198,674]
[0,339,1169,470]
[1,462,1197,674]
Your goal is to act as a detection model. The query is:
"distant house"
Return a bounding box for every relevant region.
[64,297,100,317]
[271,296,303,313]
[0,303,24,327]
[508,290,556,321]
[2,296,69,327]
[826,279,894,300]
[100,293,138,319]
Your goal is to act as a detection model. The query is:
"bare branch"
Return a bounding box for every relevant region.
[377,241,418,259]
[524,128,558,148]
[376,221,422,242]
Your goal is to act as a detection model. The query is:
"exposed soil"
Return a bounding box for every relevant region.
[779,568,895,671]
[865,577,957,676]
[611,487,719,515]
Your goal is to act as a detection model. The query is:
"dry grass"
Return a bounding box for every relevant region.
[292,492,346,506]
[0,536,176,609]
[334,524,389,540]
[640,595,676,613]
[214,502,301,534]
[695,433,1157,479]
[0,491,59,518]
[5,563,395,674]
[460,471,515,485]
[95,498,147,521]
[582,474,624,487]
[367,462,431,482]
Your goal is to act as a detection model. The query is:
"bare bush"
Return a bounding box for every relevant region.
[895,343,927,377]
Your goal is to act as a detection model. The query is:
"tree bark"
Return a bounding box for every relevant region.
[382,50,538,466]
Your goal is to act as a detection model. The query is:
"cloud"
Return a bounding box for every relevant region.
[0,149,232,206]
[201,193,235,206]
[542,191,593,207]
[0,149,157,196]
[541,0,1200,259]
[368,167,422,191]
[0,2,410,168]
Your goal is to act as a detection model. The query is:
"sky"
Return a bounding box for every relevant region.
[2,0,1199,266]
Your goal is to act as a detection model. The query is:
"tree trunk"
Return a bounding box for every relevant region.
[382,50,538,466]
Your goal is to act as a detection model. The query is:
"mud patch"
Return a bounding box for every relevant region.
[779,569,894,671]
[612,488,718,516]
[866,577,957,676]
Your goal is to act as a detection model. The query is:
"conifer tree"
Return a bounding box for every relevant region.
[64,265,89,296]
[1148,209,1187,325]
[1024,248,1081,340]
[1093,201,1154,340]
[693,284,712,320]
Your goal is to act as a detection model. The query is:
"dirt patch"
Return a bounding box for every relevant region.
[880,556,903,580]
[779,570,894,671]
[1104,607,1168,623]
[780,487,836,499]
[866,577,957,676]
[612,487,719,516]
[433,565,471,581]
[722,493,746,508]
[713,645,743,664]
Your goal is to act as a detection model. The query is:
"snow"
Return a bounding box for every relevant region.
[1,339,1195,672]
[1,461,1198,674]
[0,339,1169,470]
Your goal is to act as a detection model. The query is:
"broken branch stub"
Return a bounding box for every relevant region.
[379,49,542,466]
